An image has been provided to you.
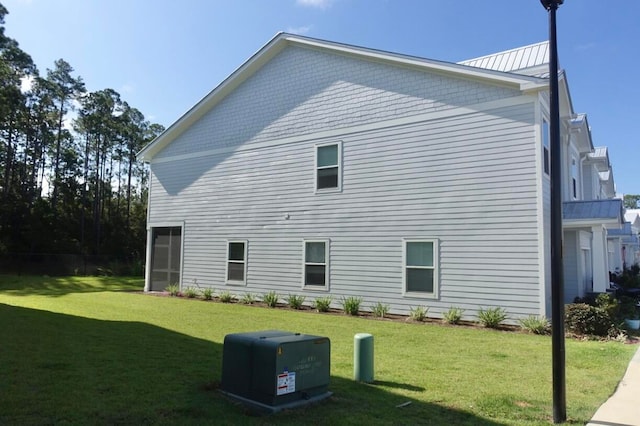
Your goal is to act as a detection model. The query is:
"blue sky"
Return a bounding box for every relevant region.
[3,0,639,195]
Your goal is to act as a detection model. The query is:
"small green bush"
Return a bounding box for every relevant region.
[313,296,332,312]
[443,307,464,324]
[218,290,234,303]
[165,284,180,297]
[240,292,256,304]
[518,315,550,335]
[263,291,279,308]
[183,286,199,298]
[286,294,306,310]
[201,288,214,300]
[409,306,429,322]
[341,296,362,316]
[478,307,507,328]
[371,302,390,318]
[565,303,619,337]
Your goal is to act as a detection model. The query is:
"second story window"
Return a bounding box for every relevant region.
[571,157,578,199]
[316,142,341,191]
[542,118,550,176]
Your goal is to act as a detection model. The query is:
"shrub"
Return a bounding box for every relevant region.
[478,307,507,328]
[371,302,390,318]
[409,306,429,322]
[341,296,362,316]
[218,290,234,303]
[443,307,464,325]
[518,315,550,335]
[565,303,618,337]
[595,293,619,318]
[183,286,199,298]
[202,288,214,300]
[313,296,332,312]
[262,291,279,308]
[240,292,256,304]
[286,294,306,310]
[165,284,180,297]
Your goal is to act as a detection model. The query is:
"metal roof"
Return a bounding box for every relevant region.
[608,222,633,236]
[458,41,549,75]
[563,199,624,223]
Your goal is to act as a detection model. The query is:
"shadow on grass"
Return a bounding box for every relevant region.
[0,274,143,297]
[0,303,506,425]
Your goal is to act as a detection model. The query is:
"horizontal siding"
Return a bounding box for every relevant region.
[149,98,542,321]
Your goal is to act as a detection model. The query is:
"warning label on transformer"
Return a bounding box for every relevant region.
[276,371,296,395]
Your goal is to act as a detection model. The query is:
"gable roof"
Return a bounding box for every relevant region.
[137,33,548,162]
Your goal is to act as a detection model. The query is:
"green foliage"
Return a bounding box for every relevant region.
[340,296,362,316]
[165,284,179,297]
[286,294,306,310]
[564,303,620,337]
[623,194,640,209]
[618,296,639,320]
[371,302,390,318]
[183,286,198,298]
[312,296,332,312]
[518,315,550,335]
[409,306,429,322]
[262,291,279,308]
[201,288,214,301]
[478,307,507,328]
[239,292,256,305]
[218,290,233,303]
[443,307,464,325]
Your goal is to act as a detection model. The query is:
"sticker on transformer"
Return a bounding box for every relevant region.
[276,371,296,395]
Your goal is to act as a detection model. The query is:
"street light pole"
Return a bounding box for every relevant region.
[540,0,566,423]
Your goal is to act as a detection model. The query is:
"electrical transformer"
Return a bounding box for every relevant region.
[220,330,331,413]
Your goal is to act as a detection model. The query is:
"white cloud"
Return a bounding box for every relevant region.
[120,83,135,94]
[296,0,334,9]
[286,25,312,35]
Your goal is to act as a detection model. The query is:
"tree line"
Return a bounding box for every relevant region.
[0,3,164,265]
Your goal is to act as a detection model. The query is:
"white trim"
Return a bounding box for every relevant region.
[402,238,439,300]
[225,240,248,286]
[148,96,535,165]
[314,141,342,193]
[302,239,330,291]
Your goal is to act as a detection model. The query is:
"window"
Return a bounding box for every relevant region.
[303,240,329,288]
[571,157,578,199]
[403,239,438,297]
[226,241,247,284]
[316,142,341,191]
[542,118,550,176]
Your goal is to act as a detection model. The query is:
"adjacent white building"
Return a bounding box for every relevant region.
[138,33,628,320]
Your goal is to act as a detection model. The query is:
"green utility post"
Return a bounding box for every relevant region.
[354,333,374,382]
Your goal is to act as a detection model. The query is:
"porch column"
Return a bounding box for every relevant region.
[591,225,608,293]
[144,227,153,292]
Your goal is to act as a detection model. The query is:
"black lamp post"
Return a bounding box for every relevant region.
[540,0,566,423]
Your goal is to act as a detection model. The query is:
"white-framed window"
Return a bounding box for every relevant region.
[315,142,341,191]
[571,156,579,199]
[303,239,329,289]
[403,239,438,298]
[226,240,247,285]
[542,118,550,176]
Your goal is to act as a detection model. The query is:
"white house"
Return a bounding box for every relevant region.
[138,33,624,320]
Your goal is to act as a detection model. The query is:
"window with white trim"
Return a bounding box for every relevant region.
[542,118,550,176]
[303,240,329,288]
[403,239,438,297]
[226,241,247,284]
[571,156,579,199]
[316,142,341,191]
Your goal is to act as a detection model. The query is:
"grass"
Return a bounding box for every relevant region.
[0,274,637,425]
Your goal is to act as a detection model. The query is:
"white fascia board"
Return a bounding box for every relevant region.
[564,218,623,229]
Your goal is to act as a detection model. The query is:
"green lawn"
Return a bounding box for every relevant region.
[0,275,636,425]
